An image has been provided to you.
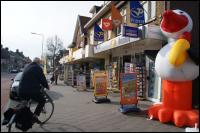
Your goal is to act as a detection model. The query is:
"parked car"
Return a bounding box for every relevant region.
[10,72,23,101]
[10,69,18,73]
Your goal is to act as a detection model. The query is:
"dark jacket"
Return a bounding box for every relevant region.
[18,62,49,95]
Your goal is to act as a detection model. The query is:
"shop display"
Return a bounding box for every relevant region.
[135,64,146,98]
[148,10,199,127]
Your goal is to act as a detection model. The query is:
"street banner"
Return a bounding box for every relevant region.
[111,4,122,28]
[122,26,138,38]
[77,75,86,91]
[102,18,113,30]
[130,1,145,24]
[120,73,138,105]
[94,72,107,97]
[94,23,104,41]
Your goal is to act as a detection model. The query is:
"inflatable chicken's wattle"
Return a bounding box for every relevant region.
[148,9,199,127]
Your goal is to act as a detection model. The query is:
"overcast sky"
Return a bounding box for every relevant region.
[1,1,103,60]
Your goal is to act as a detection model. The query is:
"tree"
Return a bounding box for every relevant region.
[46,35,64,72]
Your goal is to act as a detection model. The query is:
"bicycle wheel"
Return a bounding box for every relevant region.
[38,100,54,124]
[38,90,54,124]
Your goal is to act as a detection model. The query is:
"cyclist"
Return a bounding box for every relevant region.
[18,57,50,123]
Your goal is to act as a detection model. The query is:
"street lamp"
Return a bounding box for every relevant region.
[31,32,44,60]
[31,32,47,75]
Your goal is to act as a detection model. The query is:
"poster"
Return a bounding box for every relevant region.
[120,73,138,105]
[94,72,107,97]
[125,63,134,73]
[77,75,86,91]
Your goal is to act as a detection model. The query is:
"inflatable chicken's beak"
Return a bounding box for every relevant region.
[168,39,190,67]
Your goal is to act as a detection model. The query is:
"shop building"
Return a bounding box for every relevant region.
[60,1,199,107]
[84,1,167,101]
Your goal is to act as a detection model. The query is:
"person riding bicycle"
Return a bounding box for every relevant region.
[18,57,50,124]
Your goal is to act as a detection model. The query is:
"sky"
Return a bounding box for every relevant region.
[1,1,103,60]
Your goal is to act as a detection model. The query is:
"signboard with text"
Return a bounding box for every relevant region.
[122,26,138,38]
[94,72,107,97]
[130,1,145,24]
[120,73,138,105]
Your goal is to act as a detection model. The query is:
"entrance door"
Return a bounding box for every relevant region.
[146,56,161,102]
[123,55,131,73]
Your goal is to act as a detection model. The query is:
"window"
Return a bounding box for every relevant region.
[142,1,157,23]
[89,30,94,45]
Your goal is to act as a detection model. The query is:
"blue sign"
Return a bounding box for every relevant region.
[130,1,145,24]
[122,26,138,38]
[94,23,104,41]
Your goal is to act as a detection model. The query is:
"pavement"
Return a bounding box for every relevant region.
[1,79,185,132]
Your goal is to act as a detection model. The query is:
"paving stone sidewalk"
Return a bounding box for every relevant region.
[1,80,185,132]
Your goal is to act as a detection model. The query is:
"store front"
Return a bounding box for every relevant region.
[93,25,166,100]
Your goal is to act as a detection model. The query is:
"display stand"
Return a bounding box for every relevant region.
[119,73,141,113]
[92,71,111,104]
[119,104,140,113]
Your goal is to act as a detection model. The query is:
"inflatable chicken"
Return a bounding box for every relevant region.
[148,9,199,127]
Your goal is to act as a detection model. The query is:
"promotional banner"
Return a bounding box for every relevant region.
[77,75,86,91]
[120,73,138,105]
[94,23,104,41]
[130,1,145,24]
[111,4,122,28]
[102,18,113,30]
[122,26,138,38]
[94,72,107,97]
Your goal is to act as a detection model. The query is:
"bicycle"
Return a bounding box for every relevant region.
[6,88,54,132]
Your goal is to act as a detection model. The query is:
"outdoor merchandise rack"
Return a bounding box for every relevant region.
[135,65,146,99]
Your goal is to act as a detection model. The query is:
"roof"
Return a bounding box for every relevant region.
[70,15,91,48]
[79,15,91,34]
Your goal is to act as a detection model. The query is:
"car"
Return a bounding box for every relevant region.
[10,72,23,101]
[10,69,18,73]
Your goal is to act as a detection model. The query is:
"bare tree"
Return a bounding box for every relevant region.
[46,35,63,72]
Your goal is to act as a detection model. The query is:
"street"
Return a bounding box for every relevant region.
[1,74,185,132]
[1,73,16,113]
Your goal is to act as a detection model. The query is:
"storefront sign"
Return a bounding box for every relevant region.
[122,26,138,38]
[77,75,86,91]
[94,72,107,97]
[130,1,145,24]
[120,73,138,105]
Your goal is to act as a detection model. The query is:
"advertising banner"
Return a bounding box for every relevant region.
[94,72,107,97]
[122,26,138,38]
[111,4,122,28]
[130,1,145,24]
[77,75,86,91]
[102,18,113,30]
[120,73,138,105]
[94,23,104,41]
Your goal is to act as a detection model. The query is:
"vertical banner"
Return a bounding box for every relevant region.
[111,4,123,28]
[102,18,113,30]
[94,72,107,97]
[130,1,145,24]
[94,23,104,41]
[120,73,138,105]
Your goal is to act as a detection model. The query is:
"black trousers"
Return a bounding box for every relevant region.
[55,75,58,85]
[20,92,46,116]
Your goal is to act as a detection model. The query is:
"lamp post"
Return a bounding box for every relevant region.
[31,32,44,60]
[31,32,47,75]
